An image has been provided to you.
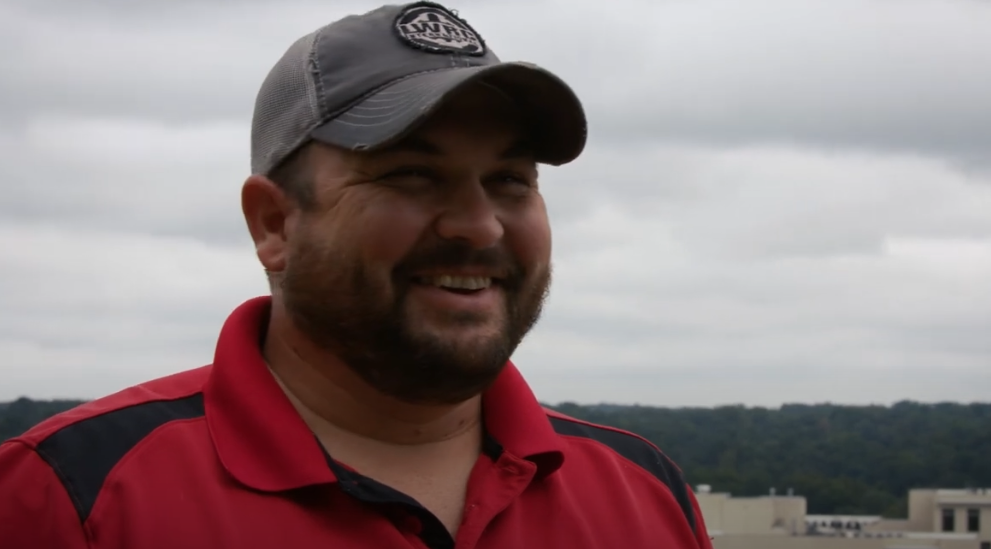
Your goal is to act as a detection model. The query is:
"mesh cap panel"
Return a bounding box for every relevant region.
[249,2,587,175]
[250,32,322,176]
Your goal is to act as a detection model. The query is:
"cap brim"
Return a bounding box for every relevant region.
[310,62,587,166]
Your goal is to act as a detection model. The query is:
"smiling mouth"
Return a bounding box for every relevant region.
[413,275,497,294]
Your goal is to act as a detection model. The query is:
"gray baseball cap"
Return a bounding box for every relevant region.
[250,1,587,176]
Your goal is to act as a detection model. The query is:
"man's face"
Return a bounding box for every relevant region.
[278,84,552,405]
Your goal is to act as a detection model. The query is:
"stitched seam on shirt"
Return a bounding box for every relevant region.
[556,434,697,533]
[85,417,208,529]
[22,441,95,548]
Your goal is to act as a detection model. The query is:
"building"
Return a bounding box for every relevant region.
[694,485,991,549]
[804,514,881,535]
[695,484,807,537]
[907,488,991,545]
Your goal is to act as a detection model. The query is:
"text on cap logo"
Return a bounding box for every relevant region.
[394,3,485,56]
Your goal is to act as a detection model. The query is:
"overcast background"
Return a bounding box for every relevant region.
[1,0,989,407]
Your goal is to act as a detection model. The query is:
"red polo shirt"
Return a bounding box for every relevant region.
[0,297,713,549]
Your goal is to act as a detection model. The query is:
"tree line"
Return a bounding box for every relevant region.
[2,397,989,517]
[550,400,991,517]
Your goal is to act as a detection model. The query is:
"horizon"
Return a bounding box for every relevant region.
[2,0,989,407]
[4,395,989,411]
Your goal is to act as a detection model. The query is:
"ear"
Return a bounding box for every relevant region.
[242,175,294,275]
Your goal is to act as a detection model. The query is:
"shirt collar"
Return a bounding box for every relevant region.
[481,361,565,476]
[204,296,565,492]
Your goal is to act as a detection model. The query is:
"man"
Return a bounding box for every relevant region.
[0,2,712,548]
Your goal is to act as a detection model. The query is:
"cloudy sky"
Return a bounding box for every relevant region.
[1,0,989,407]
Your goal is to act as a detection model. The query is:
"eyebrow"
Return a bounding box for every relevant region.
[382,136,536,160]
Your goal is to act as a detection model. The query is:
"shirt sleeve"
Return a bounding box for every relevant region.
[0,440,90,549]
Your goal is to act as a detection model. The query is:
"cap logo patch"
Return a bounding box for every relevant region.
[394,3,485,56]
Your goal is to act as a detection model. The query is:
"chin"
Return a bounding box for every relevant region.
[416,322,505,348]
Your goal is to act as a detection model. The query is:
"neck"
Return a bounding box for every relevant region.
[263,305,483,446]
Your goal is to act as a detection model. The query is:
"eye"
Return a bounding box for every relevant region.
[376,166,438,191]
[380,166,436,181]
[488,171,533,188]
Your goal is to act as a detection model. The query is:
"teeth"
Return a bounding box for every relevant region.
[426,275,492,290]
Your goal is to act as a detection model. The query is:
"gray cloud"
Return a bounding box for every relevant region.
[544,143,991,259]
[3,0,989,160]
[0,118,251,245]
[1,0,989,406]
[515,0,991,163]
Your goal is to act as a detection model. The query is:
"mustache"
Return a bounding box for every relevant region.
[394,241,524,286]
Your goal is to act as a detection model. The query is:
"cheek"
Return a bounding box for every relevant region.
[505,203,552,269]
[339,194,434,266]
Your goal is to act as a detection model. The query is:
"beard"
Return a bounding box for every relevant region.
[279,227,550,405]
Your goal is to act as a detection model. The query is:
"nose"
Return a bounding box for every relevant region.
[433,180,504,249]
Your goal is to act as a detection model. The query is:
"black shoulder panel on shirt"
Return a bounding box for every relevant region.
[548,415,697,531]
[34,393,205,524]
